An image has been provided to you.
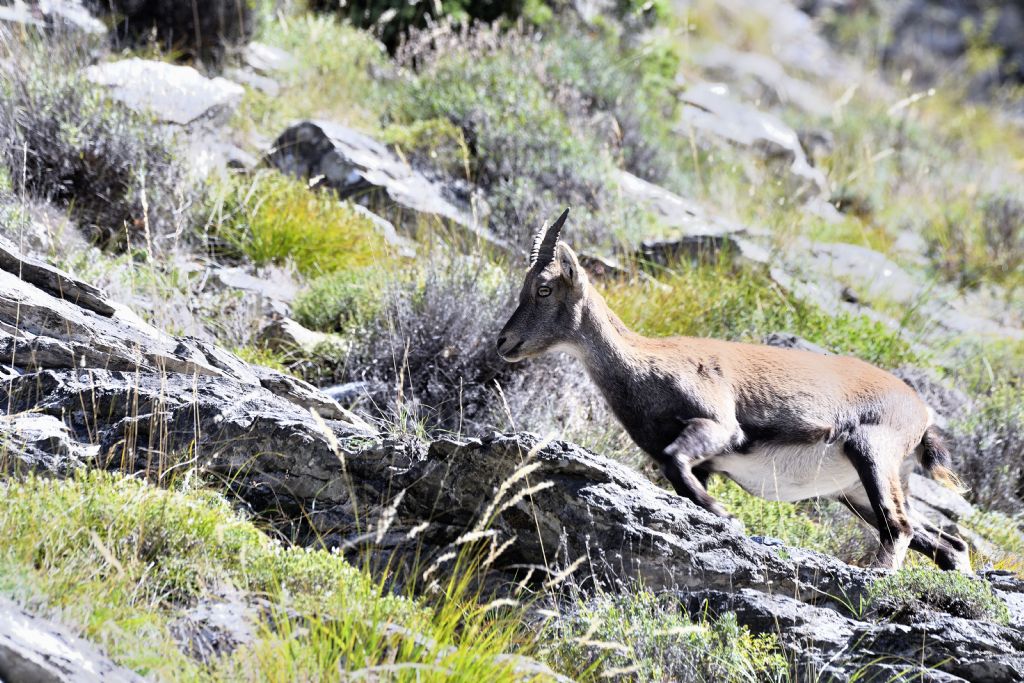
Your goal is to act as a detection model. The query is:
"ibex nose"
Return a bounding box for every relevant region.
[496,335,508,351]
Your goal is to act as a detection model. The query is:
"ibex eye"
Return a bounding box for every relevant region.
[537,286,552,297]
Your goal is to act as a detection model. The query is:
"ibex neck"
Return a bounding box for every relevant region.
[571,289,644,385]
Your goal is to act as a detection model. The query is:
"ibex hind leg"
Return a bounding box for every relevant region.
[843,430,914,571]
[839,489,971,572]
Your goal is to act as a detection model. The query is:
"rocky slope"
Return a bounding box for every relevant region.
[2,213,1022,681]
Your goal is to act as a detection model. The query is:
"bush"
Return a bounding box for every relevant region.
[542,590,788,682]
[87,0,255,66]
[0,33,193,250]
[205,171,394,277]
[926,192,1024,289]
[868,567,1010,625]
[950,381,1024,513]
[339,256,513,434]
[390,23,676,246]
[292,268,387,334]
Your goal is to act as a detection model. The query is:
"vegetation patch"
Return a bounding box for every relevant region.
[0,472,538,681]
[0,32,193,250]
[868,567,1010,625]
[949,380,1024,513]
[541,589,788,682]
[710,479,867,561]
[205,171,396,277]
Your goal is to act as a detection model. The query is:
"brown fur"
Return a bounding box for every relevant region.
[497,218,971,572]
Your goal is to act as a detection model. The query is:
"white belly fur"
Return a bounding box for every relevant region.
[709,440,859,502]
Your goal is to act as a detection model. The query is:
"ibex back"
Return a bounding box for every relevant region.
[497,209,970,572]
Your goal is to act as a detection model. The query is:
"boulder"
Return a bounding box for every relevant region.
[243,42,296,74]
[83,58,244,127]
[787,240,1024,342]
[697,46,832,117]
[266,120,509,252]
[0,0,106,34]
[679,82,827,193]
[615,170,748,238]
[688,588,1024,682]
[0,597,144,683]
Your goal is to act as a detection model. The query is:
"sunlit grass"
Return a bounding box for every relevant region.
[0,472,542,682]
[206,171,400,278]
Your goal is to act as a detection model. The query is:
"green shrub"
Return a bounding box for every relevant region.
[235,12,386,136]
[0,33,194,250]
[393,25,610,236]
[542,590,788,682]
[292,268,388,334]
[868,567,1010,625]
[709,479,866,560]
[390,24,677,246]
[925,193,1024,290]
[205,171,394,277]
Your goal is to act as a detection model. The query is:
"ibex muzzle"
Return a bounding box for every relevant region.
[497,208,970,573]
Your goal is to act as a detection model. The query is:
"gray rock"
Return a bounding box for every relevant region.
[686,588,1024,682]
[205,265,298,318]
[784,240,1024,343]
[243,42,296,74]
[225,67,280,97]
[257,317,342,355]
[0,237,356,425]
[0,0,105,34]
[762,331,831,355]
[638,232,770,271]
[0,412,96,474]
[715,0,846,79]
[697,46,832,117]
[266,120,509,252]
[679,82,827,192]
[0,597,144,683]
[615,169,749,237]
[170,591,258,663]
[83,59,244,126]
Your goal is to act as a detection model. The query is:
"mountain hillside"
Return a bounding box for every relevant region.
[1,0,1023,680]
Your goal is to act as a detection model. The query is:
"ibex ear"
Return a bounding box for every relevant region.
[556,242,582,289]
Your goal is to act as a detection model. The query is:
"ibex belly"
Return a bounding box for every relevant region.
[709,440,858,502]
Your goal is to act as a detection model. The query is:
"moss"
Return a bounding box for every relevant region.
[232,345,292,373]
[868,567,1010,625]
[542,589,788,682]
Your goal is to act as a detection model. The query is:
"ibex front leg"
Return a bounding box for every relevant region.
[660,418,737,524]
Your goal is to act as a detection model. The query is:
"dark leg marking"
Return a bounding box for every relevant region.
[660,418,736,520]
[843,433,914,570]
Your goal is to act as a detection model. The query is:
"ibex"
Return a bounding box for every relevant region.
[497,209,970,572]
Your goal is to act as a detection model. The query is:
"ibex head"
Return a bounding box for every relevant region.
[497,208,588,362]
